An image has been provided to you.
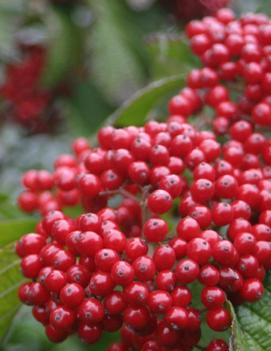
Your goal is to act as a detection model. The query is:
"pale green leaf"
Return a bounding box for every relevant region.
[0,218,37,246]
[109,75,185,126]
[0,218,36,342]
[229,274,271,351]
[88,0,145,103]
[42,8,82,88]
[146,34,200,79]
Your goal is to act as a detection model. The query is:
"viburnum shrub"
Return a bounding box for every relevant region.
[16,8,271,351]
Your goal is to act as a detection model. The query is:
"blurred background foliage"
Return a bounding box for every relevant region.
[1,0,271,350]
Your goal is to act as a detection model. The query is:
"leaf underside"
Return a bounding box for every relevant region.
[230,274,271,351]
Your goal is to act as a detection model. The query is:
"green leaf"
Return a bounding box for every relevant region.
[0,245,24,343]
[146,34,200,79]
[0,217,36,342]
[65,80,113,136]
[0,218,37,246]
[41,8,82,88]
[109,75,185,126]
[256,1,271,15]
[229,274,271,351]
[88,0,145,103]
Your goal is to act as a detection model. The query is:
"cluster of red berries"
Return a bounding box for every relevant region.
[16,8,271,351]
[171,7,271,134]
[0,47,61,132]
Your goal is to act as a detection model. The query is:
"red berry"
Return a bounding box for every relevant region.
[143,218,168,243]
[201,287,226,309]
[206,307,231,331]
[60,283,84,308]
[147,190,173,214]
[175,259,199,284]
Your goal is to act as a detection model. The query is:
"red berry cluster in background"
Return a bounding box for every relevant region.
[16,8,271,351]
[0,47,63,133]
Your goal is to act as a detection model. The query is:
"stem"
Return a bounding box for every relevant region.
[119,189,139,203]
[100,188,139,203]
[141,185,152,224]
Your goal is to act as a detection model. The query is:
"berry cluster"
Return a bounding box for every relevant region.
[172,7,271,135]
[16,8,271,351]
[0,47,62,132]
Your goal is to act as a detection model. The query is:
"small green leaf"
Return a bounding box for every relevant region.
[146,34,200,79]
[109,75,185,126]
[65,80,113,136]
[0,218,37,246]
[229,274,271,351]
[0,217,36,342]
[0,245,24,342]
[42,8,82,88]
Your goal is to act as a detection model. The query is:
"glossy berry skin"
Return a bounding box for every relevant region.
[60,283,85,308]
[159,174,184,198]
[76,231,103,257]
[78,323,102,344]
[241,278,264,302]
[133,256,155,281]
[199,265,220,286]
[88,272,114,296]
[234,232,256,256]
[45,324,68,343]
[21,254,42,278]
[190,178,215,203]
[153,245,176,271]
[123,281,149,307]
[206,307,232,332]
[49,306,75,331]
[45,270,67,293]
[171,286,192,307]
[201,287,226,309]
[212,240,238,267]
[143,218,168,243]
[212,202,233,226]
[206,339,229,351]
[175,259,199,284]
[148,290,172,313]
[16,233,46,257]
[104,292,126,316]
[111,261,135,286]
[95,249,119,272]
[125,238,148,261]
[186,238,211,265]
[123,307,150,330]
[147,190,173,214]
[177,217,201,241]
[78,298,104,324]
[165,306,188,329]
[156,270,176,292]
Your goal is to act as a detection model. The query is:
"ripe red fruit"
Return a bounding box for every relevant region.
[147,190,173,214]
[206,307,232,331]
[177,217,201,241]
[60,283,85,308]
[143,218,168,243]
[175,258,199,284]
[78,298,104,324]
